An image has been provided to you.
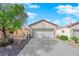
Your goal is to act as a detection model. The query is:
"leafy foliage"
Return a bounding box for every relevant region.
[0,4,27,32]
[59,35,68,41]
[0,4,27,46]
[71,36,79,43]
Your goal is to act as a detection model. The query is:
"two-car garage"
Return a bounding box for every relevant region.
[28,19,79,39]
[29,20,58,39]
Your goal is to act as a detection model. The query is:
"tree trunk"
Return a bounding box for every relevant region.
[2,27,7,40]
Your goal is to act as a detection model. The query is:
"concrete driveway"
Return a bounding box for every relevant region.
[18,37,79,56]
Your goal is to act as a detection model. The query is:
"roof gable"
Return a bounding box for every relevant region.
[29,19,58,26]
[67,22,79,28]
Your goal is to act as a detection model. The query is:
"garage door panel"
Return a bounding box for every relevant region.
[33,29,54,38]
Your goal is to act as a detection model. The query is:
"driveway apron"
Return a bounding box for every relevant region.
[18,38,79,56]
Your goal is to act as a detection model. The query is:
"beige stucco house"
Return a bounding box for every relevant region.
[28,19,58,39]
[8,20,79,40]
[10,20,79,40]
[56,22,79,38]
[8,19,58,40]
[0,19,79,40]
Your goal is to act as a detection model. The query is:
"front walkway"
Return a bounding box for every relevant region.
[18,38,79,56]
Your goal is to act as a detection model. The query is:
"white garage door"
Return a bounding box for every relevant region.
[73,29,79,37]
[33,29,54,38]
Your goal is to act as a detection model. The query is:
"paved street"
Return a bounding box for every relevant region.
[18,37,79,56]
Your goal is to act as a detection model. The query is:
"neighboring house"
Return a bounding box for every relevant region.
[56,22,79,38]
[28,19,58,39]
[10,27,30,40]
[67,22,79,38]
[56,27,71,38]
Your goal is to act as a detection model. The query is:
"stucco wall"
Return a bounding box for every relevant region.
[56,28,71,38]
[70,24,79,29]
[69,24,79,37]
[30,21,58,38]
[11,27,30,40]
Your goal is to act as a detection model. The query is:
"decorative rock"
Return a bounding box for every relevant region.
[17,40,22,44]
[6,45,13,49]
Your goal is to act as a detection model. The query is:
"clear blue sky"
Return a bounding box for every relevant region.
[23,3,79,26]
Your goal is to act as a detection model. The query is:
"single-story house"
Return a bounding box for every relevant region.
[56,22,79,38]
[28,19,58,39]
[1,19,79,41]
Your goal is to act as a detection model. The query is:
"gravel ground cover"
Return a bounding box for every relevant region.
[0,38,31,56]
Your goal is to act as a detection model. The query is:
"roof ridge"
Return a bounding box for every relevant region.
[67,21,79,27]
[28,19,58,26]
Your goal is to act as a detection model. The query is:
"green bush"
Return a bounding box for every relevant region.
[59,35,68,41]
[71,36,79,43]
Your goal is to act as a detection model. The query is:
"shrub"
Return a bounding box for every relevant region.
[71,36,79,43]
[59,35,68,41]
[0,38,13,47]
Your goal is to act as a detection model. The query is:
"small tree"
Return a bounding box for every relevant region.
[71,36,79,43]
[0,4,27,41]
